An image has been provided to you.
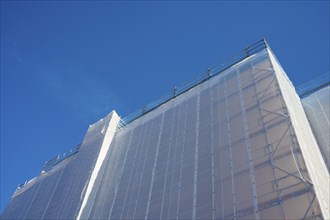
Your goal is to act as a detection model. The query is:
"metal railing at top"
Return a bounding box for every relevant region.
[296,72,330,98]
[118,38,268,128]
[41,143,81,172]
[16,143,81,191]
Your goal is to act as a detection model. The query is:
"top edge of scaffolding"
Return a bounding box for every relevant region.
[296,72,330,98]
[118,38,268,128]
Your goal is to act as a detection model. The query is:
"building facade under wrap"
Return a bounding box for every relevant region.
[298,75,330,173]
[1,39,329,219]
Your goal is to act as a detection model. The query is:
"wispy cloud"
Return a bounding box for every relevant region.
[35,64,120,120]
[3,43,121,121]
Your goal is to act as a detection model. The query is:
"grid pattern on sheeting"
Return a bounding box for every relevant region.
[87,49,323,219]
[301,87,330,172]
[1,114,114,220]
[269,50,329,219]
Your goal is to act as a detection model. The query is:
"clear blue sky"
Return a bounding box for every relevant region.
[1,0,329,213]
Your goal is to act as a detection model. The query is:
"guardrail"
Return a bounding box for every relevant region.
[42,143,81,172]
[16,143,81,191]
[296,72,330,98]
[118,38,268,128]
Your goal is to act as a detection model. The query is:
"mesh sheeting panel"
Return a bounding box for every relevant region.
[87,49,324,219]
[301,87,330,172]
[268,49,329,219]
[1,113,116,219]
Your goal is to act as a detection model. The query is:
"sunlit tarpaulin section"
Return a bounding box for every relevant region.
[84,47,328,219]
[1,112,120,219]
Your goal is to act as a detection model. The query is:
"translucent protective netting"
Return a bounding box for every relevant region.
[269,50,329,219]
[0,158,73,219]
[87,49,322,219]
[301,87,330,171]
[1,114,114,219]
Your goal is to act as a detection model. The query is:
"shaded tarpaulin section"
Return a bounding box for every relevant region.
[1,111,120,219]
[86,48,326,219]
[301,86,330,172]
